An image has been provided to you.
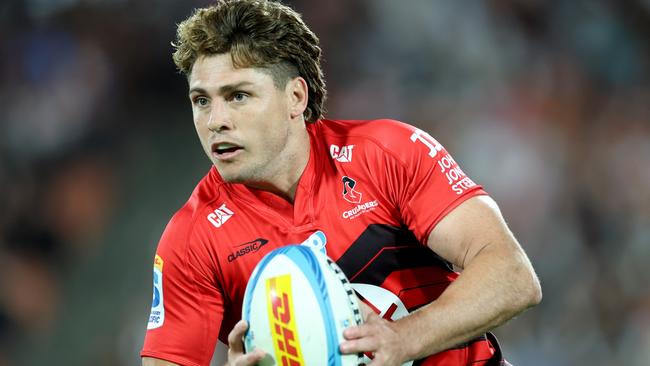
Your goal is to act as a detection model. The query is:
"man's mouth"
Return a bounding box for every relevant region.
[211,142,244,160]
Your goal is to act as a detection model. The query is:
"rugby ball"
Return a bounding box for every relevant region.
[242,245,363,366]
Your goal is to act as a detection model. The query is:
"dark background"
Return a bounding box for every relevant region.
[1,0,649,365]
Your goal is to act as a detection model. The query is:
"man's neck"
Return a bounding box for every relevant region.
[244,125,311,203]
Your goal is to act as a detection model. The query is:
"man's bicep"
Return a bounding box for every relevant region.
[427,195,520,269]
[142,357,180,366]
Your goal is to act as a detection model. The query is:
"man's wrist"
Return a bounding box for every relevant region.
[391,315,422,363]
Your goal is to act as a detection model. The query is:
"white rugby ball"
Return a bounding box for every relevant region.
[242,245,363,366]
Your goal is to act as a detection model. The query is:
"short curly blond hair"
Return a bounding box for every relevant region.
[173,0,326,122]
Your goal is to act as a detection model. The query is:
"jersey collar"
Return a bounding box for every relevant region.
[210,120,325,227]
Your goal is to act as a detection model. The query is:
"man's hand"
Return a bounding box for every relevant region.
[224,320,266,366]
[339,302,410,366]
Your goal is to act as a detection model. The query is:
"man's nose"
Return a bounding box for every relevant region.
[206,102,233,132]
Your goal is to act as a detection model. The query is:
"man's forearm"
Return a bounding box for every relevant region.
[393,242,541,361]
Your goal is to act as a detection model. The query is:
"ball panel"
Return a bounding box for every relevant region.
[280,246,341,366]
[243,245,362,366]
[245,257,323,365]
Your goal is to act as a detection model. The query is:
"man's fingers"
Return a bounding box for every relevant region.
[339,336,377,355]
[226,321,270,365]
[235,348,266,366]
[343,324,369,340]
[343,311,381,339]
[227,320,248,353]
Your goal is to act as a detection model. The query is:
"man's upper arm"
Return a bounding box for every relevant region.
[142,357,180,366]
[426,195,526,269]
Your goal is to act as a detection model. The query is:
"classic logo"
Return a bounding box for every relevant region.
[342,176,363,204]
[148,254,165,329]
[227,238,269,262]
[207,203,234,228]
[330,144,354,162]
[266,274,304,366]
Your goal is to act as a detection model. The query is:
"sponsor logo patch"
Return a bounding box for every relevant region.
[266,274,304,366]
[437,153,477,195]
[409,128,443,158]
[342,200,379,219]
[207,203,234,228]
[148,254,165,329]
[342,176,363,204]
[340,177,379,219]
[228,238,269,262]
[410,129,476,195]
[330,144,354,162]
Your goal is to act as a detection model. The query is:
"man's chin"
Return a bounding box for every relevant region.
[213,162,266,186]
[213,166,247,184]
[216,171,241,183]
[222,176,247,184]
[212,165,234,180]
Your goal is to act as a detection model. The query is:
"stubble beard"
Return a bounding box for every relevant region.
[216,129,293,187]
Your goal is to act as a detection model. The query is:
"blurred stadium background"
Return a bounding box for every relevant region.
[1,0,649,365]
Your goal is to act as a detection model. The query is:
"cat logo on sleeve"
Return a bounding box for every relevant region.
[148,254,165,329]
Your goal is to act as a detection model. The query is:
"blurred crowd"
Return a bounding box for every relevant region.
[0,0,648,365]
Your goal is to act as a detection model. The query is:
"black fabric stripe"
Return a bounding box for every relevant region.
[336,224,419,278]
[350,246,451,284]
[336,224,453,286]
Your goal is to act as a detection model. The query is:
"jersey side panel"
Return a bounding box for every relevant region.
[141,174,226,366]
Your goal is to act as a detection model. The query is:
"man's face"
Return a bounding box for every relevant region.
[188,54,298,184]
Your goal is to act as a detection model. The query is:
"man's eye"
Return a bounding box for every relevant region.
[194,96,209,106]
[232,92,248,102]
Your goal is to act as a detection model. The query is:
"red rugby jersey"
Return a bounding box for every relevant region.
[141,119,499,366]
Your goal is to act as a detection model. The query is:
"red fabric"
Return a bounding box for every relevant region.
[141,119,491,365]
[418,337,497,365]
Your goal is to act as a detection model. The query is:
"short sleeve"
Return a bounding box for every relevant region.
[141,209,224,366]
[374,121,487,243]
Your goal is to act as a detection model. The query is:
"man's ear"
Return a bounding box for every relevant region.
[287,77,309,119]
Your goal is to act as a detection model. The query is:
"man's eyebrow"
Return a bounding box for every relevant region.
[188,86,207,96]
[188,81,255,96]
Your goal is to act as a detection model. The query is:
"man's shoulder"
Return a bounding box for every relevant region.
[318,118,412,138]
[316,118,422,158]
[163,168,225,239]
